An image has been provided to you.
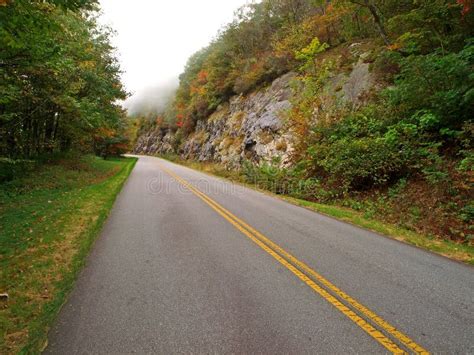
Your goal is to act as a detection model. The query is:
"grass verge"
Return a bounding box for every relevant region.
[0,155,136,354]
[158,153,474,265]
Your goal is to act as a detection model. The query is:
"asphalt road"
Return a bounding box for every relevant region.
[46,155,474,354]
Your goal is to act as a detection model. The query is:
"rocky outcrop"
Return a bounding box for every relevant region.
[134,72,298,167]
[180,72,297,167]
[134,47,376,167]
[134,127,176,155]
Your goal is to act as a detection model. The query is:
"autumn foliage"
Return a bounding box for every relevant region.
[0,0,127,159]
[163,0,471,133]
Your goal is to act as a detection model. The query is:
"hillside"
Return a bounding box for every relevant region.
[133,0,473,247]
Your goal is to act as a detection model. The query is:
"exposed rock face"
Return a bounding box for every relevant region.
[133,49,376,167]
[181,72,297,167]
[134,72,298,167]
[134,128,176,155]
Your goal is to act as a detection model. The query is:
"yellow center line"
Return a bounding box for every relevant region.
[174,173,428,354]
[157,162,429,354]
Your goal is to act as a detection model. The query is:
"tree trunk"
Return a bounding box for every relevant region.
[351,0,390,45]
[44,115,54,153]
[53,113,60,141]
[366,1,390,45]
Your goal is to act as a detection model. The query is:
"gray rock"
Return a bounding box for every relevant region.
[342,60,373,107]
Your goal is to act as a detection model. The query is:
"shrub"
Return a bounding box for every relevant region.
[295,37,329,71]
[242,160,291,194]
[386,40,474,135]
[0,158,37,183]
[459,203,474,223]
[309,136,406,190]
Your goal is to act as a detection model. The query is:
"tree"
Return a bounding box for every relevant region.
[349,0,390,45]
[0,0,126,158]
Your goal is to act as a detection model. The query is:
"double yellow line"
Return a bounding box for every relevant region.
[157,162,429,354]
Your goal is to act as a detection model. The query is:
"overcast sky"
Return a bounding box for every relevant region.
[99,0,249,112]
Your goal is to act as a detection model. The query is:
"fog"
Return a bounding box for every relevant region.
[124,78,179,117]
[98,0,248,117]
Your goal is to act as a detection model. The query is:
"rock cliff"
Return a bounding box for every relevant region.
[133,45,375,167]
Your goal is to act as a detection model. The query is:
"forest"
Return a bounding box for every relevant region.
[137,0,473,244]
[0,0,130,177]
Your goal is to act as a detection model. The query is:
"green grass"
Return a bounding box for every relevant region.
[0,154,136,354]
[280,196,474,265]
[157,154,474,265]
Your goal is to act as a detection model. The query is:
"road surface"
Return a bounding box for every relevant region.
[46,155,474,354]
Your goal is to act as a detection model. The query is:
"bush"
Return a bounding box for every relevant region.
[459,203,474,223]
[93,128,130,159]
[242,160,292,194]
[0,158,37,183]
[242,160,336,201]
[310,136,406,190]
[386,40,474,134]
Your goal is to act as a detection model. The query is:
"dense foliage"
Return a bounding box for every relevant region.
[0,0,129,159]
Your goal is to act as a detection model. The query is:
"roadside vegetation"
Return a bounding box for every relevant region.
[0,155,136,354]
[136,0,473,250]
[159,153,474,264]
[0,1,137,353]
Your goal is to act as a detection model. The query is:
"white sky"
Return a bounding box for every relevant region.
[99,0,249,109]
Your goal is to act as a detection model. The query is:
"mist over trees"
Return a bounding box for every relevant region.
[125,78,179,117]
